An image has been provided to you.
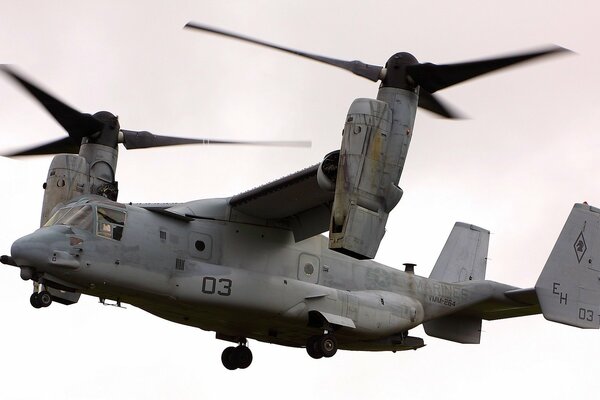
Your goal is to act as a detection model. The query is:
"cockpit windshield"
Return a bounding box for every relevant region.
[44,205,94,232]
[44,203,127,240]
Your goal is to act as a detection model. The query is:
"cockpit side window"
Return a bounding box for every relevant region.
[44,206,94,232]
[97,207,126,241]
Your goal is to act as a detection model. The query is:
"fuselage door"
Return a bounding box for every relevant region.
[298,253,320,284]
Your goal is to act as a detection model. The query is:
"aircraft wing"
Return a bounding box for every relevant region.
[141,163,334,241]
[228,164,334,241]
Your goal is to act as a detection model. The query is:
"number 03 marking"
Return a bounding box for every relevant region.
[201,276,232,296]
[218,278,232,296]
[578,307,594,322]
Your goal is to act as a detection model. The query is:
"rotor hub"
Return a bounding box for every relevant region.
[81,111,120,149]
[380,52,419,90]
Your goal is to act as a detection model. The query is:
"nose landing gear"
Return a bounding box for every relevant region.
[30,282,52,309]
[221,340,253,370]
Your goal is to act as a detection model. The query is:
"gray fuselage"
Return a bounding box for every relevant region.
[11,196,514,351]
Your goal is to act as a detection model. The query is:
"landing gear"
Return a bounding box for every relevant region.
[30,282,52,309]
[221,342,253,370]
[30,293,42,309]
[320,334,338,357]
[306,333,338,359]
[38,291,52,307]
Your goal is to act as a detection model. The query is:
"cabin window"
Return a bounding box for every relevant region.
[189,232,212,260]
[303,263,314,276]
[97,207,126,241]
[297,253,320,284]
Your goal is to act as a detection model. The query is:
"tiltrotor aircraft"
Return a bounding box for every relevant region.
[2,23,597,371]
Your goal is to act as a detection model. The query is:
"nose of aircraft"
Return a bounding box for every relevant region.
[11,226,72,268]
[11,232,47,268]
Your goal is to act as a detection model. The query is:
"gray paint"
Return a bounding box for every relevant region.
[12,196,593,356]
[329,87,418,259]
[536,203,600,328]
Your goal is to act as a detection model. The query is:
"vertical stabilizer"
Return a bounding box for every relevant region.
[429,222,490,283]
[424,222,489,344]
[536,203,600,329]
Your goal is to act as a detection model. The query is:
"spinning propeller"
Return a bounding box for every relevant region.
[2,24,571,156]
[185,22,571,118]
[0,65,310,157]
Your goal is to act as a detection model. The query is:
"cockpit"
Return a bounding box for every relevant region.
[44,201,127,241]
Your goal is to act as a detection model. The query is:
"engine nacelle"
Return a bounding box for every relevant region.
[40,144,119,226]
[41,154,90,226]
[329,97,407,259]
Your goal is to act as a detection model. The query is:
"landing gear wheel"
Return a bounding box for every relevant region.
[38,291,52,307]
[221,346,238,370]
[235,346,253,369]
[221,344,253,370]
[318,334,338,358]
[30,293,42,309]
[306,335,324,359]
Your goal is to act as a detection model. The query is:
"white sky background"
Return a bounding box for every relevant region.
[0,1,599,399]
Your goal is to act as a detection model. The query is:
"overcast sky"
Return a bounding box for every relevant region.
[1,1,599,399]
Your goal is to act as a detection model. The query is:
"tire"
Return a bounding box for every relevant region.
[306,335,323,359]
[319,334,337,358]
[38,291,52,307]
[30,293,42,309]
[221,346,238,370]
[235,346,253,369]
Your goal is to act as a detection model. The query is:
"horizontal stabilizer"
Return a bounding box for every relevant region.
[424,315,482,344]
[536,203,600,329]
[455,287,541,321]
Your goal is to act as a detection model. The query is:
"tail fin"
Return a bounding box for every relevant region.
[536,203,600,329]
[424,222,490,344]
[429,222,490,283]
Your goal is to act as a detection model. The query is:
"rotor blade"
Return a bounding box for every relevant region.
[5,136,80,157]
[120,130,311,150]
[407,46,572,93]
[184,22,383,82]
[418,91,464,119]
[0,65,104,138]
